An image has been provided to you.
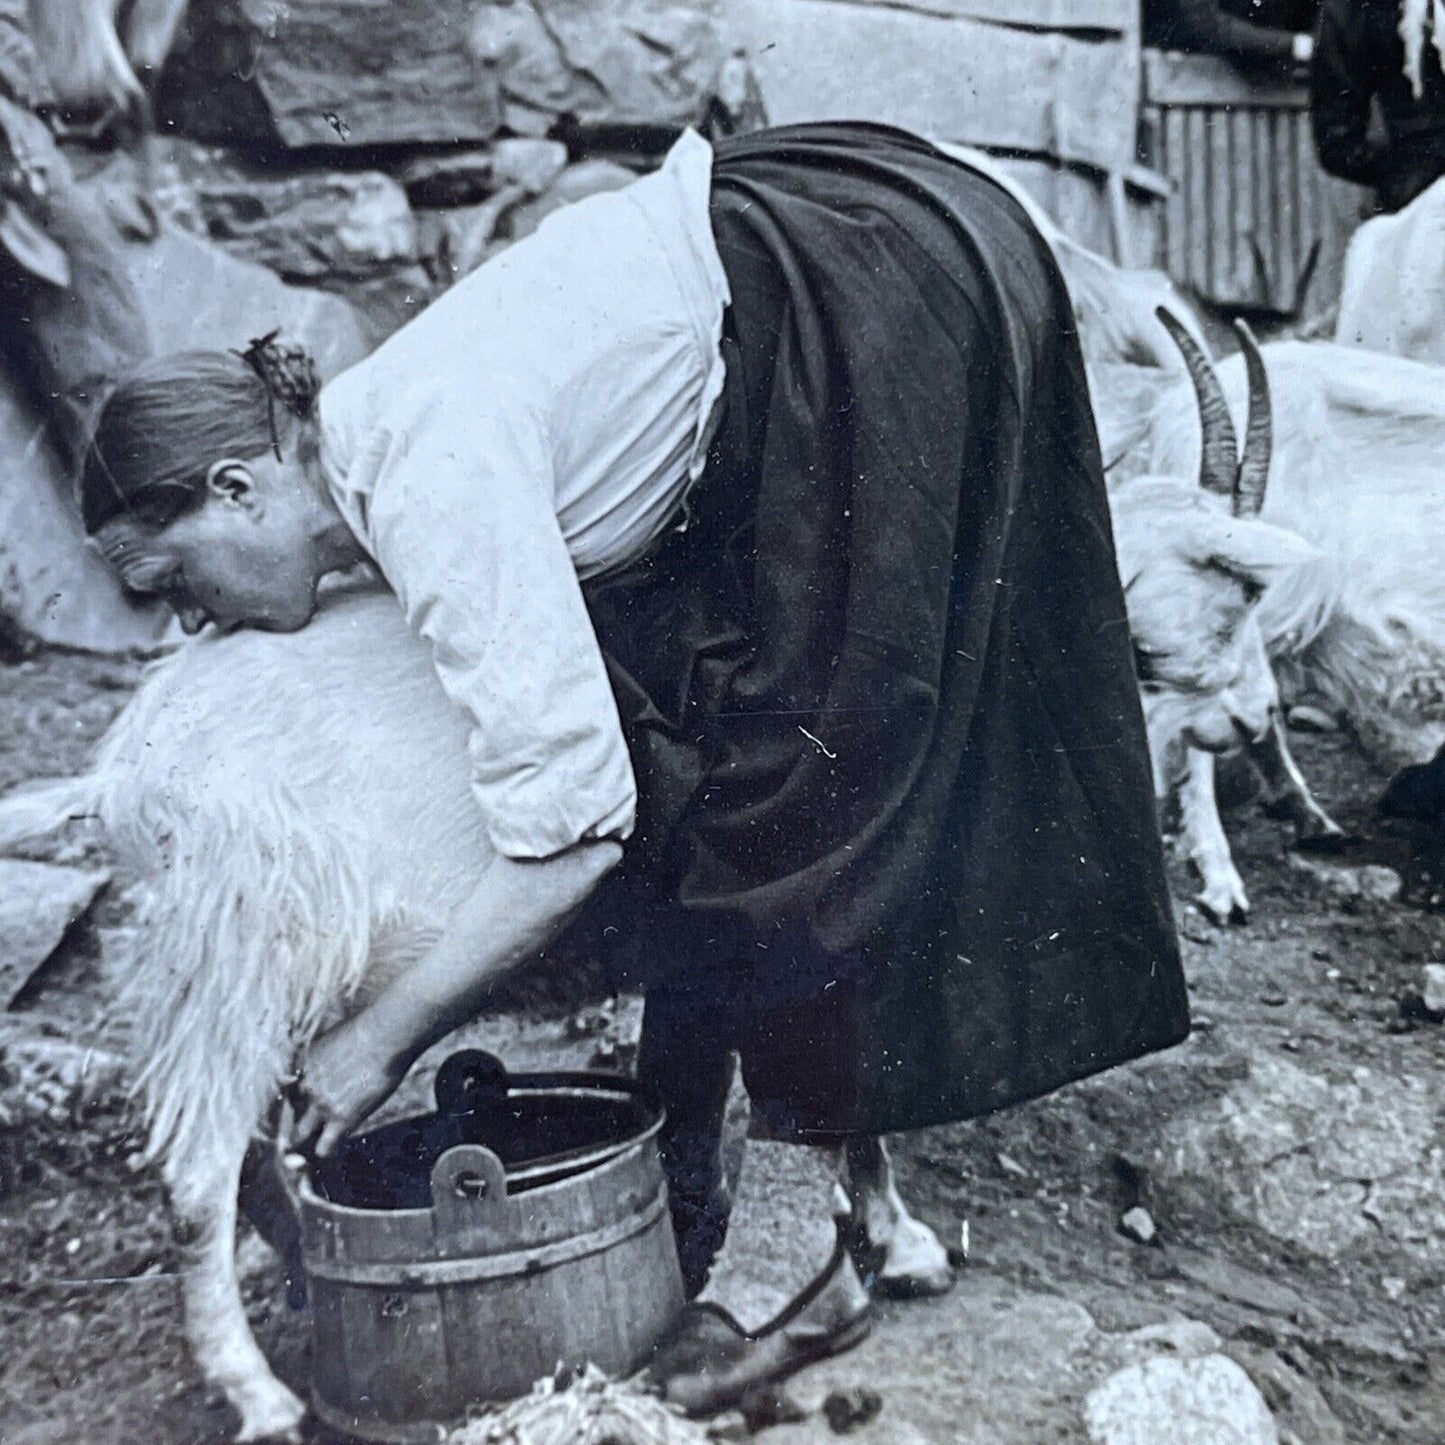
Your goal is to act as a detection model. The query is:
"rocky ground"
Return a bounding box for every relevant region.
[1,650,1443,1445]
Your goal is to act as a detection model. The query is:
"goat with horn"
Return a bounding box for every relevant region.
[1108,309,1342,922]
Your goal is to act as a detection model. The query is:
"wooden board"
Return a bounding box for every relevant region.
[815,0,1136,33]
[727,0,1140,171]
[1143,49,1307,109]
[990,157,1166,267]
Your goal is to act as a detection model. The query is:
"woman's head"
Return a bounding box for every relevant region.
[84,337,361,634]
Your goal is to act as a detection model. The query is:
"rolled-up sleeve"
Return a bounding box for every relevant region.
[363,394,637,858]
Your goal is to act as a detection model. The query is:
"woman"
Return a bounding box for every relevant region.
[83,122,1186,1372]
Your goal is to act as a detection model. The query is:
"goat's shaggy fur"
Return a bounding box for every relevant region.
[1140,341,1445,769]
[0,586,948,1438]
[90,591,490,1204]
[1336,177,1445,367]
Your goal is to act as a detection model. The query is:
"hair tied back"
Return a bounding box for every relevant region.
[235,330,321,460]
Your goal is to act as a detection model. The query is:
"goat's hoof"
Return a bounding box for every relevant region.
[233,1382,305,1443]
[866,1220,955,1299]
[1195,883,1249,927]
[872,1258,956,1299]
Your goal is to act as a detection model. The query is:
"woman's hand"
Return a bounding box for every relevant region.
[281,841,620,1159]
[283,1014,408,1159]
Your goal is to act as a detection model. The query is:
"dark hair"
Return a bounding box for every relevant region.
[81,335,321,534]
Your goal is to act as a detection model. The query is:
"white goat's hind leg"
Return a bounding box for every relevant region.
[1181,748,1250,924]
[1246,715,1349,848]
[175,1147,305,1443]
[842,1138,953,1297]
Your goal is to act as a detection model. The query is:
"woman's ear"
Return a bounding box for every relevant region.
[205,458,259,509]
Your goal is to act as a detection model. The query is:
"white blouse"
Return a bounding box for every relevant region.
[318,130,732,860]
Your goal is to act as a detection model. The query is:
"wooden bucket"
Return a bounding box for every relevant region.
[297,1052,684,1443]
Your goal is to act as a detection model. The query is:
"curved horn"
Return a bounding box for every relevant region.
[1154,306,1237,498]
[1231,319,1272,518]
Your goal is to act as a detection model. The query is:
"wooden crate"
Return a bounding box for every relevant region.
[724,0,1141,173]
[1141,50,1367,319]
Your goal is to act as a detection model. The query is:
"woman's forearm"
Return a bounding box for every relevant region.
[357,839,621,1072]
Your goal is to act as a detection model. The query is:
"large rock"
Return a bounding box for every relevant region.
[1154,1046,1445,1263]
[0,0,42,105]
[1085,1356,1278,1445]
[0,171,372,653]
[160,0,724,150]
[159,145,420,283]
[0,381,160,650]
[0,859,110,1007]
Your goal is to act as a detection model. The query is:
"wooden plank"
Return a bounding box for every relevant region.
[1143,48,1307,109]
[1209,109,1232,297]
[1252,103,1271,303]
[1275,110,1299,306]
[809,0,1135,33]
[727,0,1139,171]
[1186,110,1210,292]
[1295,111,1321,303]
[1231,105,1255,302]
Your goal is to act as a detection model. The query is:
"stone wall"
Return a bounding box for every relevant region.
[0,1,743,652]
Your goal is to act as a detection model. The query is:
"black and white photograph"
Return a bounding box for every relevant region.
[0,2,1442,1442]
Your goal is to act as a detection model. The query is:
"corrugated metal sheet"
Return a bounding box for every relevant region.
[1142,51,1336,315]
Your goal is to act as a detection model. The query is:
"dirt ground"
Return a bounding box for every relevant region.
[1,648,1443,1444]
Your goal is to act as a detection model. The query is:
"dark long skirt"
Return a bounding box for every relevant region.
[581,123,1187,1141]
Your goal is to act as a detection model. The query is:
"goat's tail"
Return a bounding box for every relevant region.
[0,776,101,853]
[105,778,375,1209]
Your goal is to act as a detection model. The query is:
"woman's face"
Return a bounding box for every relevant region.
[98,455,327,635]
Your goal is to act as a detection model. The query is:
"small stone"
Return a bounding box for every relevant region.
[1422,964,1445,1016]
[490,138,569,197]
[997,1152,1030,1179]
[822,1387,883,1434]
[1287,856,1401,905]
[1287,703,1337,732]
[1382,1276,1407,1301]
[1119,1207,1157,1245]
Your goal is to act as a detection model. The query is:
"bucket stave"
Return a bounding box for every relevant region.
[298,1055,685,1444]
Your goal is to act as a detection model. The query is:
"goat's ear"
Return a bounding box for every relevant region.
[1185,510,1322,591]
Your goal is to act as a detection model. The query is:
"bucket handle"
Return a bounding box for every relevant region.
[431,1144,507,1231]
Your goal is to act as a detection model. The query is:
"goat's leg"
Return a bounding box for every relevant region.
[1181,748,1250,924]
[1246,714,1350,850]
[123,0,189,79]
[174,1144,305,1442]
[835,1137,953,1298]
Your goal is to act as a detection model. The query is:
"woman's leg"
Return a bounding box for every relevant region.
[637,980,737,1297]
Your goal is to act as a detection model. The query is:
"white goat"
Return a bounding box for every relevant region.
[1336,176,1445,366]
[0,587,946,1441]
[26,0,188,121]
[1143,338,1445,779]
[1110,314,1331,922]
